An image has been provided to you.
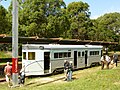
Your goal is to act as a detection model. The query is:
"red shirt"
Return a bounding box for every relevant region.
[4,65,12,76]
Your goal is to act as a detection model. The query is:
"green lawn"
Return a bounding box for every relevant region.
[0,64,120,90]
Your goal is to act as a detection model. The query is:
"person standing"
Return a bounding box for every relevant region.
[67,61,73,81]
[4,62,12,87]
[100,55,106,70]
[64,60,69,81]
[100,54,111,69]
[113,52,118,67]
[105,55,111,69]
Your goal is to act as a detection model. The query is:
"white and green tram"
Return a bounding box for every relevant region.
[22,44,103,76]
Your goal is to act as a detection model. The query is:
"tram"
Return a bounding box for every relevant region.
[22,44,103,76]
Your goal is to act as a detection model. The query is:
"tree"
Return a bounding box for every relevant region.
[18,0,67,37]
[17,0,46,37]
[0,5,11,35]
[66,1,91,39]
[6,0,92,39]
[96,12,120,42]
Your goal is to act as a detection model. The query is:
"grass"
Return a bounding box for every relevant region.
[0,64,120,90]
[0,51,120,90]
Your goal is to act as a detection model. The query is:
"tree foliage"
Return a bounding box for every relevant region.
[66,1,91,39]
[96,12,120,42]
[17,0,67,37]
[0,5,11,35]
[1,0,120,44]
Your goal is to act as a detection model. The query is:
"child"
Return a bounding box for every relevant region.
[18,65,25,86]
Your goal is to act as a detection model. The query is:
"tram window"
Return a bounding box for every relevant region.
[94,51,99,55]
[23,52,26,60]
[96,51,99,55]
[28,52,35,60]
[54,52,71,58]
[82,52,84,56]
[78,52,81,57]
[59,53,62,58]
[68,52,71,57]
[54,53,58,58]
[90,51,93,55]
[90,51,99,56]
[64,52,67,57]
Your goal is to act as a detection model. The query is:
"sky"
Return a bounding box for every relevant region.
[0,0,120,19]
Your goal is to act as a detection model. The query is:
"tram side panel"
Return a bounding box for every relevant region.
[22,44,103,76]
[50,50,74,73]
[77,48,102,68]
[87,49,102,66]
[22,50,45,76]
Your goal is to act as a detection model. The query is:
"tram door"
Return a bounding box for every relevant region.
[74,51,77,68]
[85,50,88,67]
[44,52,50,73]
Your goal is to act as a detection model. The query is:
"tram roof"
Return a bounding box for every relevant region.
[0,35,118,46]
[22,44,103,50]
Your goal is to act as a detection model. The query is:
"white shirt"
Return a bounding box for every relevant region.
[100,55,111,62]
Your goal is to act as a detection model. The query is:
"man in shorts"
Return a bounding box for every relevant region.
[4,62,12,87]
